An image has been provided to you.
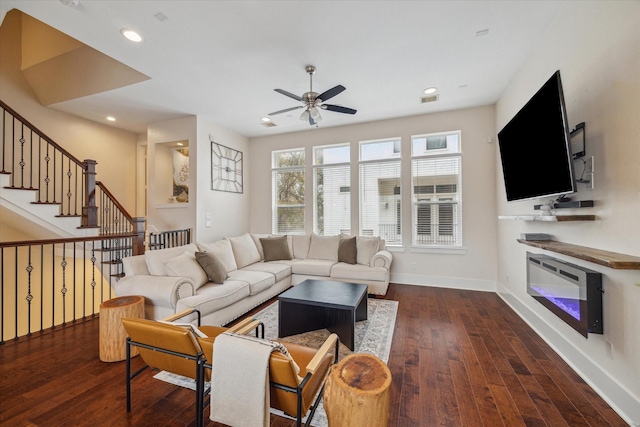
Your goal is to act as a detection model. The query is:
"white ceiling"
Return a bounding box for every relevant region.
[1,1,565,138]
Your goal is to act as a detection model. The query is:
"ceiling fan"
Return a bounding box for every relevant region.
[269,65,357,125]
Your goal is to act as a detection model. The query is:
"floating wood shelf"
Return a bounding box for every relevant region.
[499,215,596,221]
[516,239,640,270]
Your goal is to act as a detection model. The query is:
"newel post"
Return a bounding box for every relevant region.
[83,159,98,228]
[131,217,146,255]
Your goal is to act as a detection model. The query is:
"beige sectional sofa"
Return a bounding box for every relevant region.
[115,233,393,326]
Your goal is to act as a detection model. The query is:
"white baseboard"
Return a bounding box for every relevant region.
[390,273,495,292]
[495,283,640,427]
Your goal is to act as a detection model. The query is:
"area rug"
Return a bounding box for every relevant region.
[154,298,398,427]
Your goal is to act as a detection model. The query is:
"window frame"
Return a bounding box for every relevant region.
[411,131,463,248]
[359,137,402,246]
[272,148,306,235]
[312,143,351,236]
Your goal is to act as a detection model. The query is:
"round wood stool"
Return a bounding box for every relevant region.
[323,353,392,426]
[99,295,145,362]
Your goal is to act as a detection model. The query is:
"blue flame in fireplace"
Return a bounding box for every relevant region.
[531,286,581,321]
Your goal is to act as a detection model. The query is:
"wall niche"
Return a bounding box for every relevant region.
[155,140,189,205]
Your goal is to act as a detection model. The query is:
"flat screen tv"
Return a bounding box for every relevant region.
[497,70,576,202]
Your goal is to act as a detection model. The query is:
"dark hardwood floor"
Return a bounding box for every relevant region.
[0,284,628,426]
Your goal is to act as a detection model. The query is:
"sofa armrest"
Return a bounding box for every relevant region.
[115,275,195,309]
[370,250,393,269]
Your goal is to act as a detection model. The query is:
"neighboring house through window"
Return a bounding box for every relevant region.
[359,138,402,245]
[272,148,305,234]
[411,132,462,247]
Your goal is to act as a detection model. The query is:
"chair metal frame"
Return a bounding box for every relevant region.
[270,335,339,427]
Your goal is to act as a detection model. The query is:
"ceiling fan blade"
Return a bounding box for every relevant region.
[268,105,303,116]
[274,89,303,101]
[317,85,346,102]
[321,104,357,115]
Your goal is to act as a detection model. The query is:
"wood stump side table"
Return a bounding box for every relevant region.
[323,353,392,426]
[99,295,145,362]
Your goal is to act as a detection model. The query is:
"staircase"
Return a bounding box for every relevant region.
[0,172,99,239]
[0,100,146,342]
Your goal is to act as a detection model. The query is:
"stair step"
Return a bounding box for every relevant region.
[101,259,123,265]
[111,272,126,279]
[32,201,62,205]
[56,214,82,218]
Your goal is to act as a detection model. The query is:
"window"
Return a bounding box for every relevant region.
[411,132,462,247]
[359,138,402,245]
[313,144,350,236]
[272,148,305,234]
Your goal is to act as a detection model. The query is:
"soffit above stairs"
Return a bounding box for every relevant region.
[18,11,149,106]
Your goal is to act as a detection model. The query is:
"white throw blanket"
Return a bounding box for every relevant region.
[209,332,290,427]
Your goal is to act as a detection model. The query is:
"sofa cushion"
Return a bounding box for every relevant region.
[195,251,229,284]
[123,254,149,276]
[357,236,381,266]
[165,252,209,289]
[291,234,311,259]
[331,262,388,282]
[194,280,251,312]
[145,243,199,276]
[338,236,357,264]
[197,240,238,272]
[250,233,271,260]
[291,259,337,276]
[241,262,292,282]
[307,234,340,261]
[228,270,275,295]
[260,236,292,261]
[228,233,262,269]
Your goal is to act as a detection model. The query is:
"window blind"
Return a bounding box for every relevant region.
[411,155,462,246]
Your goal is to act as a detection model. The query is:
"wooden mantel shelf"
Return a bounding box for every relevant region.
[517,239,640,270]
[499,215,596,221]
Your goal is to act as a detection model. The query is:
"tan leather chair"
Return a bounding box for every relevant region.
[269,334,339,427]
[122,308,261,427]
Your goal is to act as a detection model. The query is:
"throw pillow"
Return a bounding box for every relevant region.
[291,234,311,259]
[195,251,229,284]
[260,236,292,262]
[250,233,271,260]
[357,236,381,265]
[144,243,199,276]
[197,239,238,272]
[165,252,209,289]
[307,234,340,261]
[228,233,261,269]
[338,236,357,264]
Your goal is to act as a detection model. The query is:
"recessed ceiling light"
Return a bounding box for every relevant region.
[106,116,116,122]
[177,142,184,146]
[424,87,437,95]
[261,117,271,122]
[121,29,143,43]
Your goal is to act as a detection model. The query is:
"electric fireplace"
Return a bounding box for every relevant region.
[527,252,603,337]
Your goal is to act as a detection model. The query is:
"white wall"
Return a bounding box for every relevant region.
[146,116,197,233]
[249,105,498,291]
[495,2,640,424]
[195,118,250,242]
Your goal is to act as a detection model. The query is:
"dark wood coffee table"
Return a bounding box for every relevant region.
[278,279,368,351]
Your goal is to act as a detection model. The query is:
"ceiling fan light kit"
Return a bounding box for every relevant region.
[270,65,357,126]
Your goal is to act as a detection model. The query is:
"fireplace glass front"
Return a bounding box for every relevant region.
[526,252,603,337]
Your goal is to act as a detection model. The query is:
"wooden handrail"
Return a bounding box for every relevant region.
[96,181,133,220]
[0,232,138,249]
[0,99,85,168]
